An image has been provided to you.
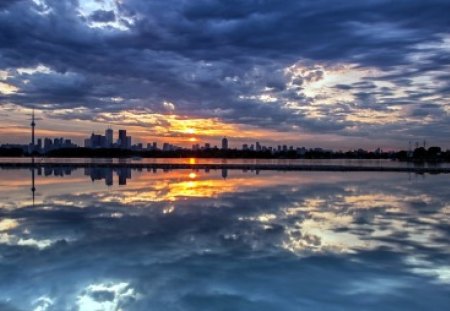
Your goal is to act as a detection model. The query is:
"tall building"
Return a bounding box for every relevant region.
[44,138,53,151]
[221,137,228,150]
[90,133,106,148]
[84,138,91,148]
[105,128,113,147]
[256,141,261,152]
[31,109,35,147]
[36,138,42,151]
[126,136,132,149]
[118,130,127,148]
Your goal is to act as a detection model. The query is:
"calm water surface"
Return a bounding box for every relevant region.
[0,167,449,310]
[1,157,450,168]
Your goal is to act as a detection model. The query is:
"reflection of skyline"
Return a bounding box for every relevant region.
[27,166,232,188]
[20,166,433,211]
[84,167,133,186]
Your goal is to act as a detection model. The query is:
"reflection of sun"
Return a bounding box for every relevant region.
[189,158,197,164]
[188,172,197,179]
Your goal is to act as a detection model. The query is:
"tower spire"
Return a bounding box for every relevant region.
[31,108,36,147]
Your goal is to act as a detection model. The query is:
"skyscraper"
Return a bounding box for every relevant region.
[118,129,127,148]
[221,137,228,150]
[256,141,261,152]
[105,128,113,147]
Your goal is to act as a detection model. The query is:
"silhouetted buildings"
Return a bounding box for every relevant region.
[84,128,132,149]
[222,137,228,150]
[105,128,113,147]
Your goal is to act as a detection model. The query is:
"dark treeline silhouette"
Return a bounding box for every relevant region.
[1,146,450,163]
[0,147,24,157]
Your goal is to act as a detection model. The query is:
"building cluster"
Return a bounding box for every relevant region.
[190,137,318,155]
[1,137,78,154]
[84,128,168,151]
[85,129,132,149]
[0,111,78,153]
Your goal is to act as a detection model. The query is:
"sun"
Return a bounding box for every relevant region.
[186,128,196,134]
[189,137,197,142]
[188,172,197,179]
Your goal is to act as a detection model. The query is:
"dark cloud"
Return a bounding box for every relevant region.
[0,0,22,9]
[89,9,115,23]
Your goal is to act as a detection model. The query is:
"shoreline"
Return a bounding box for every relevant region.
[1,162,449,173]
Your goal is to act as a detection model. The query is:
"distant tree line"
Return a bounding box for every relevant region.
[1,146,449,162]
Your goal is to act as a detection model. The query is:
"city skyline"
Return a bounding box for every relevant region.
[2,114,329,154]
[0,110,440,153]
[4,113,432,154]
[1,1,449,150]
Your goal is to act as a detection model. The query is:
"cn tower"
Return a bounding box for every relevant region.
[31,108,35,147]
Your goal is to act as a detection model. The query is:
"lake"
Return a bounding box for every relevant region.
[2,157,450,168]
[0,167,449,310]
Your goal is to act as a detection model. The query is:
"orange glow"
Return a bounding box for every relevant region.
[189,158,197,164]
[189,137,197,142]
[1,169,365,209]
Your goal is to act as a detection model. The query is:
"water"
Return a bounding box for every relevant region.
[0,167,449,310]
[1,157,450,168]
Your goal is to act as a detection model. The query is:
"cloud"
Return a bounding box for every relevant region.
[89,9,115,23]
[0,0,449,146]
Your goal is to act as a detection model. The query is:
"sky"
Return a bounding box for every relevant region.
[0,0,449,150]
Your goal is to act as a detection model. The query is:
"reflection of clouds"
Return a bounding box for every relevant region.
[33,296,54,311]
[0,219,19,231]
[0,170,449,309]
[77,282,138,311]
[0,233,54,249]
[406,256,450,284]
[0,218,57,249]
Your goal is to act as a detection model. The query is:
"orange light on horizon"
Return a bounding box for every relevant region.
[188,172,197,179]
[189,137,197,142]
[189,158,197,164]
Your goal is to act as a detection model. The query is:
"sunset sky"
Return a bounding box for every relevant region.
[0,0,449,149]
